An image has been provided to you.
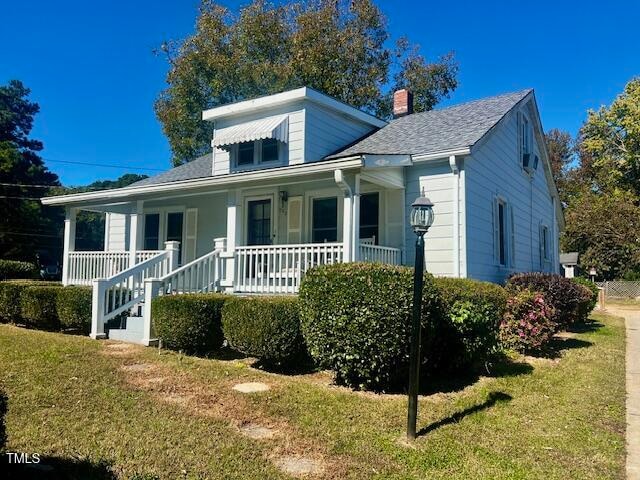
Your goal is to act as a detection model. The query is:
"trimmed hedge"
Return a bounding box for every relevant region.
[299,262,444,391]
[20,285,61,330]
[0,281,61,323]
[56,286,92,333]
[152,294,226,354]
[222,296,302,364]
[572,277,599,319]
[506,273,591,326]
[500,289,556,353]
[0,259,37,280]
[0,387,6,451]
[434,277,509,367]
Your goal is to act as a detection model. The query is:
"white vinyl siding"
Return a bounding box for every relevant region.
[465,101,557,283]
[404,160,465,277]
[104,213,128,251]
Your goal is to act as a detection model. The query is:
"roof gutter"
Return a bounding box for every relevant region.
[41,157,363,207]
[411,147,471,163]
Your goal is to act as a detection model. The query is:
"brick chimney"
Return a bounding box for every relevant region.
[393,89,414,118]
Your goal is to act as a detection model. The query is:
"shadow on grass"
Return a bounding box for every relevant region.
[417,391,512,437]
[534,336,594,360]
[251,352,319,376]
[566,321,604,334]
[2,455,116,480]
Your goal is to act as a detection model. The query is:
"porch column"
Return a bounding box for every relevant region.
[220,190,239,292]
[61,207,77,286]
[353,175,361,261]
[129,200,144,267]
[343,194,353,262]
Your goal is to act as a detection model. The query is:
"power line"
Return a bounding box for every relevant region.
[0,182,57,188]
[43,158,164,172]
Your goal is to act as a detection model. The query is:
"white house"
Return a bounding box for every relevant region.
[42,87,563,345]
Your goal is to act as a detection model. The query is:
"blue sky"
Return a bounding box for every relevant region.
[1,0,638,185]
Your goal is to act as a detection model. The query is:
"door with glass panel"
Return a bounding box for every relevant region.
[247,199,272,246]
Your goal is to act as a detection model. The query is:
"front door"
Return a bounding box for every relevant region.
[247,199,272,245]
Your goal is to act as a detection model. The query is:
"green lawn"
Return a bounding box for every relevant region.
[0,311,625,479]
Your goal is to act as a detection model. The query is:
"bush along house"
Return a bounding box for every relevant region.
[42,87,563,345]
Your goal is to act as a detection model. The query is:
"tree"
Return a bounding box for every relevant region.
[559,77,640,279]
[0,80,61,261]
[544,128,574,203]
[67,174,148,251]
[156,0,458,165]
[578,77,640,197]
[561,189,640,280]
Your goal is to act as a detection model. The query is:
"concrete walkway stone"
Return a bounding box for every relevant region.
[610,307,640,479]
[232,382,270,393]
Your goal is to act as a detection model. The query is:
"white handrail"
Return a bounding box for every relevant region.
[140,249,224,346]
[90,251,172,340]
[67,250,163,285]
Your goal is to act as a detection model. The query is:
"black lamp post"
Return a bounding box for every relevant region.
[407,195,435,441]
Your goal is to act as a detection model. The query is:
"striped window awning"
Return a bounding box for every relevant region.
[212,115,289,148]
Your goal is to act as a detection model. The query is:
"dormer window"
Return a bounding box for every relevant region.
[521,115,531,155]
[232,139,282,167]
[212,114,289,170]
[238,142,255,166]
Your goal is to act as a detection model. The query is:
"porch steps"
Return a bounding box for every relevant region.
[108,315,157,346]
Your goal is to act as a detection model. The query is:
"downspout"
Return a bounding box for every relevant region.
[449,155,461,277]
[334,169,353,262]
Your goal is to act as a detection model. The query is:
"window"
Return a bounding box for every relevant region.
[541,225,550,262]
[261,138,279,162]
[360,192,379,242]
[312,197,338,242]
[498,201,506,266]
[143,213,160,250]
[521,115,530,155]
[237,142,254,166]
[234,139,280,167]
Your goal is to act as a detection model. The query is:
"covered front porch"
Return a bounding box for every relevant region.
[60,165,406,296]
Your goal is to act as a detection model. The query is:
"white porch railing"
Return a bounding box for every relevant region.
[67,250,163,285]
[359,243,402,265]
[234,243,344,294]
[90,242,179,341]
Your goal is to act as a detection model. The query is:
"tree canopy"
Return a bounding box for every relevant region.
[155,0,458,166]
[557,77,640,279]
[0,80,61,261]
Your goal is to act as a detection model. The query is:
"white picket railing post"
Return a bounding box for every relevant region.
[164,241,180,272]
[141,279,161,346]
[90,279,107,339]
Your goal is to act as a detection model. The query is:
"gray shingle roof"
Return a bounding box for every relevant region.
[129,154,212,187]
[129,89,532,187]
[326,89,532,159]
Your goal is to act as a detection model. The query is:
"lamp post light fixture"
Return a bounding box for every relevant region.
[407,195,435,441]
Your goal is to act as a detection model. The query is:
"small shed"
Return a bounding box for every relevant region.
[560,252,579,279]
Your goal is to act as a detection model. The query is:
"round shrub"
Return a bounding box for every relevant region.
[298,262,443,391]
[152,293,226,354]
[221,296,302,364]
[0,259,37,280]
[500,289,556,353]
[434,277,509,367]
[572,277,599,320]
[506,272,588,327]
[56,286,92,333]
[20,285,61,330]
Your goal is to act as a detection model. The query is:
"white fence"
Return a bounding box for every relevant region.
[234,243,344,294]
[596,281,640,298]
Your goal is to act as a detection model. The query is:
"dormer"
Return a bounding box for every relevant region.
[202,87,386,176]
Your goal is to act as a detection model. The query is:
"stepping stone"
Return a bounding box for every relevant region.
[275,455,324,476]
[121,363,153,372]
[239,423,277,439]
[232,382,270,393]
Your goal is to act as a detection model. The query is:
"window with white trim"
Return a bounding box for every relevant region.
[521,114,531,156]
[233,139,282,167]
[541,224,550,263]
[494,197,514,267]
